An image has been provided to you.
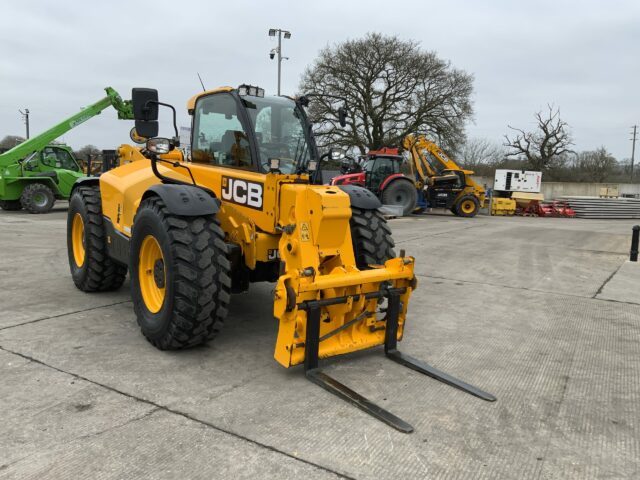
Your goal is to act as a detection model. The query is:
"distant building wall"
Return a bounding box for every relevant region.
[472,176,640,199]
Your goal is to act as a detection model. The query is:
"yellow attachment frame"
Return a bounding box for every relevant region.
[272,184,416,367]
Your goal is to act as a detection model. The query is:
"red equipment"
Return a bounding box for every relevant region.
[330,150,417,216]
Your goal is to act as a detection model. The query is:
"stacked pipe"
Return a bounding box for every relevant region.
[560,196,640,219]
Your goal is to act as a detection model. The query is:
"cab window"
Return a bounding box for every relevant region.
[243,96,310,174]
[41,147,79,171]
[192,94,252,169]
[367,157,396,191]
[421,149,445,175]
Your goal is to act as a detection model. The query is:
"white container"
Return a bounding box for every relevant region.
[494,169,542,193]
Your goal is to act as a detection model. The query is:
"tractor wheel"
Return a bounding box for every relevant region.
[20,183,55,214]
[350,207,396,269]
[381,180,417,216]
[130,196,231,350]
[455,195,480,218]
[0,199,22,211]
[67,186,128,291]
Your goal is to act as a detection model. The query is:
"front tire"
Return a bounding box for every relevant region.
[0,199,22,211]
[381,179,417,216]
[455,195,480,218]
[21,183,55,214]
[67,186,128,291]
[130,196,231,350]
[350,207,395,269]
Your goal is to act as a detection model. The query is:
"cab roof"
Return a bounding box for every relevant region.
[186,87,234,113]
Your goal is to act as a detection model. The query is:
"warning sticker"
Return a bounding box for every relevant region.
[300,222,311,242]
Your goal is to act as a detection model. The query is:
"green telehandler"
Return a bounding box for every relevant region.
[0,87,133,213]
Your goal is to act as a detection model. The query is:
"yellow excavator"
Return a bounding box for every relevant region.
[403,134,486,217]
[66,85,494,432]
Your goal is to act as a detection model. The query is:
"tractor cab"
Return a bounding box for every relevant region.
[22,145,81,173]
[331,147,417,215]
[361,149,405,193]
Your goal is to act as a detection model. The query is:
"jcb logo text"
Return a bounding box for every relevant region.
[221,176,263,210]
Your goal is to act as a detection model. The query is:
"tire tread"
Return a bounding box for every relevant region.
[350,207,396,268]
[70,186,127,291]
[134,197,231,350]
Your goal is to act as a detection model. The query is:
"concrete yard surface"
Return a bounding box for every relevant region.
[1,207,639,479]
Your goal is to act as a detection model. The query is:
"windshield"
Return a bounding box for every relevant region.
[242,96,313,174]
[41,147,79,171]
[363,159,376,172]
[420,149,446,175]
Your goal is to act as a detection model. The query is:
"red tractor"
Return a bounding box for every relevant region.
[330,148,418,216]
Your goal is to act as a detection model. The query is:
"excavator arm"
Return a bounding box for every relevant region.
[402,133,469,179]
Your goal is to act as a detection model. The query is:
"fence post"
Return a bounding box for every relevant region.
[631,225,640,262]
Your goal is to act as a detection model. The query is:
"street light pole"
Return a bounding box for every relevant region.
[631,125,637,182]
[268,28,291,96]
[277,31,282,96]
[19,108,30,139]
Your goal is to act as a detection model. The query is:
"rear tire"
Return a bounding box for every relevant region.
[350,207,395,269]
[455,195,480,218]
[67,186,128,291]
[0,200,22,211]
[130,196,231,350]
[381,179,417,216]
[21,183,55,214]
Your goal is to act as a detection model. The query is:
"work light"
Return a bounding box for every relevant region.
[238,84,265,98]
[269,158,280,172]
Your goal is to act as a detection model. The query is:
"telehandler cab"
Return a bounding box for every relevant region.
[67,85,495,432]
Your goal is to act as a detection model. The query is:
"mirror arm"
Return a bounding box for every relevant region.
[150,155,197,186]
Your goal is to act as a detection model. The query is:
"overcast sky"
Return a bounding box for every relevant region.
[1,0,638,160]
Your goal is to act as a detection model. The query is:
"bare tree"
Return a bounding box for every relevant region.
[504,105,573,171]
[459,138,505,170]
[0,135,26,151]
[577,147,617,182]
[74,144,101,161]
[299,33,474,153]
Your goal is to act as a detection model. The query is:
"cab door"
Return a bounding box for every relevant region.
[365,157,395,193]
[41,146,83,196]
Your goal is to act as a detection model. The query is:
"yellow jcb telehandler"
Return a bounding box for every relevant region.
[403,134,486,217]
[66,85,495,432]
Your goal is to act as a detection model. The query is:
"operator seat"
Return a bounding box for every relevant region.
[220,130,251,168]
[220,130,237,165]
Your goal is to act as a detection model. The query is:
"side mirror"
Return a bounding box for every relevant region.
[129,127,147,145]
[132,88,159,138]
[330,148,345,161]
[338,106,348,128]
[146,137,172,155]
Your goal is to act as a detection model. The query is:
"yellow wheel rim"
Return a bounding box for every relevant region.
[138,235,166,313]
[461,200,475,214]
[71,213,85,267]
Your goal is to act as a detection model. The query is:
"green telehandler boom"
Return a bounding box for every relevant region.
[0,87,133,213]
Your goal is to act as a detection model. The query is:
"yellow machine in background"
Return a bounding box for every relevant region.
[66,85,495,432]
[490,197,516,215]
[403,134,486,217]
[117,142,184,164]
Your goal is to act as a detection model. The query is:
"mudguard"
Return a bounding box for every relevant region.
[144,184,219,216]
[337,184,381,209]
[70,176,100,194]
